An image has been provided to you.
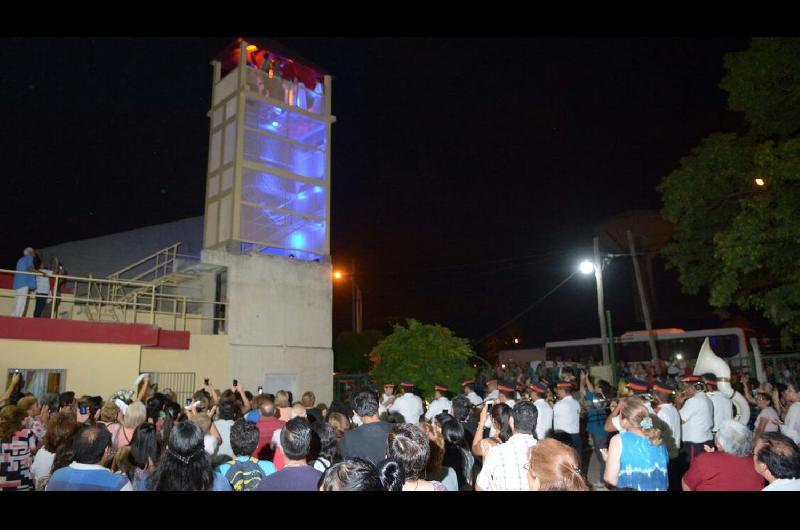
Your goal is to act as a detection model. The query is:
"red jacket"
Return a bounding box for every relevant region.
[253,416,285,461]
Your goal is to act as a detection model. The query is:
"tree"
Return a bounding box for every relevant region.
[369,319,474,401]
[658,38,800,341]
[333,330,384,373]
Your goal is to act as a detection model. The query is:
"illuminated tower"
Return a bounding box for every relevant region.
[203,39,333,259]
[201,39,335,403]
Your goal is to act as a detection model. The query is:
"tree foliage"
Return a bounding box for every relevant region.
[369,319,474,401]
[659,38,800,340]
[333,330,384,373]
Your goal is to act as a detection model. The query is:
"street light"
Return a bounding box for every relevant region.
[755,177,766,187]
[579,260,595,275]
[513,338,519,344]
[333,263,363,333]
[333,271,343,280]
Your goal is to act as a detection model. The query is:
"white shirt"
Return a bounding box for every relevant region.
[35,269,52,295]
[425,396,452,421]
[31,448,55,487]
[380,393,394,406]
[755,407,780,433]
[706,391,733,432]
[476,433,536,491]
[465,392,483,406]
[533,398,553,440]
[389,393,424,424]
[762,478,800,491]
[655,403,682,457]
[553,395,580,434]
[680,392,714,443]
[781,402,800,444]
[502,399,516,409]
[484,390,499,403]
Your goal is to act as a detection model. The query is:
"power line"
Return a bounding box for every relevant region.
[475,270,580,344]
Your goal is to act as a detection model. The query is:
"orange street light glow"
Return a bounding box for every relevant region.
[755,178,766,186]
[333,271,343,279]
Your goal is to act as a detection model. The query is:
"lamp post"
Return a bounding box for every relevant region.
[579,236,609,365]
[333,260,363,333]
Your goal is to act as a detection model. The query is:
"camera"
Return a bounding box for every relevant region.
[186,398,192,406]
[233,379,238,387]
[79,404,88,415]
[204,378,209,386]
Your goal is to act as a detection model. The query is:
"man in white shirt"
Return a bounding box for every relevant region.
[755,431,800,491]
[476,401,538,491]
[652,380,682,490]
[380,383,395,408]
[676,375,714,473]
[702,373,733,433]
[462,380,483,407]
[529,382,553,440]
[425,385,452,421]
[780,384,800,444]
[388,382,424,424]
[497,381,516,409]
[553,381,581,457]
[483,379,500,404]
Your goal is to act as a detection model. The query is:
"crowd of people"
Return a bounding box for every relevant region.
[1,357,799,492]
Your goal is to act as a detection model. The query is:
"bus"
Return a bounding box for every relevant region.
[544,327,754,373]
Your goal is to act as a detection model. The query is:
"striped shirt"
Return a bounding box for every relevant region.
[475,433,536,491]
[46,463,132,491]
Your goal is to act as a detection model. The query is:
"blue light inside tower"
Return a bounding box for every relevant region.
[290,231,306,250]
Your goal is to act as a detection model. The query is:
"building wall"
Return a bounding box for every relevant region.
[0,339,141,399]
[140,335,230,389]
[201,249,333,403]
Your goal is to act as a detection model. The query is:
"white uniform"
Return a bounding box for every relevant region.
[655,403,682,458]
[465,391,483,406]
[706,391,733,433]
[680,392,714,443]
[425,396,452,421]
[484,389,500,403]
[380,393,394,407]
[553,395,580,434]
[533,398,553,440]
[389,392,424,424]
[781,402,800,444]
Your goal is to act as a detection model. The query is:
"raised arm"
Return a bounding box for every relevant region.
[136,374,150,402]
[235,383,250,412]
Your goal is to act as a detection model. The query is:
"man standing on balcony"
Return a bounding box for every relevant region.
[12,247,37,317]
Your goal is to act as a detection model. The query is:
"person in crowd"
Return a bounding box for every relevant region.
[651,380,682,490]
[418,421,458,491]
[425,385,452,421]
[309,420,339,472]
[189,411,220,457]
[780,381,800,444]
[579,372,608,486]
[46,424,132,491]
[252,397,284,461]
[245,393,268,422]
[702,373,734,434]
[327,411,351,455]
[601,397,668,491]
[472,402,512,458]
[274,390,292,421]
[527,438,589,491]
[675,375,714,471]
[496,381,516,408]
[388,382,425,424]
[114,422,159,491]
[483,378,500,403]
[257,417,322,491]
[0,405,36,490]
[380,383,396,410]
[17,395,47,444]
[553,381,582,457]
[108,400,146,451]
[754,431,800,491]
[31,412,79,490]
[319,457,385,491]
[12,247,37,317]
[216,419,276,491]
[157,401,182,454]
[462,380,483,406]
[145,394,165,430]
[146,420,230,491]
[475,400,538,491]
[754,391,781,442]
[58,391,76,413]
[681,420,764,491]
[213,398,238,460]
[303,391,323,423]
[438,413,474,490]
[528,382,553,441]
[450,394,478,443]
[0,373,25,407]
[316,402,328,420]
[386,423,447,491]
[341,388,393,465]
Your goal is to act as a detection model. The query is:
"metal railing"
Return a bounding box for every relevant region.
[1,268,226,332]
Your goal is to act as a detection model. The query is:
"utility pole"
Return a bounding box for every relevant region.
[594,237,610,365]
[350,258,363,333]
[627,230,659,366]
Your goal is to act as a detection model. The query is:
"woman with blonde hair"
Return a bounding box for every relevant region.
[601,397,668,491]
[418,421,458,491]
[108,400,146,451]
[274,390,292,422]
[326,412,350,455]
[527,438,589,491]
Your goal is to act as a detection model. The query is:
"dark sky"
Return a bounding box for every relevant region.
[0,37,752,348]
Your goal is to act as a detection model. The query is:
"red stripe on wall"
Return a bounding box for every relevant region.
[0,316,160,346]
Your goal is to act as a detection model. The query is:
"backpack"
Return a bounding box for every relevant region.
[224,458,267,491]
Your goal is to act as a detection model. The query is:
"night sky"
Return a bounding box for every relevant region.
[1,37,753,349]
